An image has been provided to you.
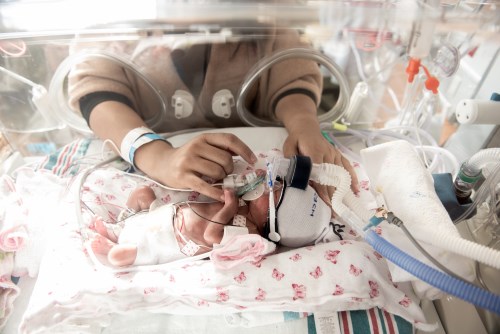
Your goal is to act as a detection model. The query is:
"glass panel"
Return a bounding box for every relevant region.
[0,0,497,156]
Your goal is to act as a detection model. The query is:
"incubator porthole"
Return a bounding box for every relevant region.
[48,51,167,135]
[237,48,350,127]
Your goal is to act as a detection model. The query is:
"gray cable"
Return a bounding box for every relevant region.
[386,212,475,285]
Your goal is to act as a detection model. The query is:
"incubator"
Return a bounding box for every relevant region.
[0,0,499,333]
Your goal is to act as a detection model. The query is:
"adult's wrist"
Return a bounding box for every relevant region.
[275,94,319,129]
[134,139,173,175]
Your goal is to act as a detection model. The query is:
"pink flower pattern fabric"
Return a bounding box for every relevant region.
[19,149,437,333]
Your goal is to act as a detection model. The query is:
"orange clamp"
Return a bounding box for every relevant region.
[405,58,421,83]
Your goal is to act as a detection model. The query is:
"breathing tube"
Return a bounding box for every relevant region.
[272,155,500,314]
[365,230,500,314]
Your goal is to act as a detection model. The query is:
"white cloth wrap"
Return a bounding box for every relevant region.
[277,185,333,248]
[360,140,476,299]
[118,205,186,265]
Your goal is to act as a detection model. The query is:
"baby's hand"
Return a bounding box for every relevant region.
[126,186,156,212]
[212,189,239,225]
[204,189,239,244]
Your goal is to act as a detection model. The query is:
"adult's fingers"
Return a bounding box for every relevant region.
[184,174,224,201]
[189,156,229,181]
[196,144,236,175]
[202,133,257,164]
[342,156,359,193]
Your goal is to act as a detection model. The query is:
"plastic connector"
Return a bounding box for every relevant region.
[332,122,348,131]
[386,212,403,227]
[406,58,421,83]
[223,171,265,198]
[421,64,439,94]
[424,76,439,94]
[223,175,245,189]
[363,216,385,231]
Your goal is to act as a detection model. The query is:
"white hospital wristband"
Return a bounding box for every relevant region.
[120,127,168,167]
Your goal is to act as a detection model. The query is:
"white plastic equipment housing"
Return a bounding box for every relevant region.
[172,90,194,119]
[456,99,500,125]
[212,89,234,118]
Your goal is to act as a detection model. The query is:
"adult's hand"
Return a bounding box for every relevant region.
[135,133,257,201]
[282,121,359,206]
[276,94,359,207]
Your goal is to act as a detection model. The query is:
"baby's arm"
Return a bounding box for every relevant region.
[203,189,239,245]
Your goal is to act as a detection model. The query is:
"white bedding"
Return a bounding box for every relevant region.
[19,164,432,333]
[2,127,470,333]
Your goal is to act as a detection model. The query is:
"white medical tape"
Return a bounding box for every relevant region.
[180,240,201,257]
[149,199,164,211]
[219,225,249,246]
[232,214,247,227]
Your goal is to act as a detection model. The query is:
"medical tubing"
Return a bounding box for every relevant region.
[321,130,362,162]
[309,160,492,287]
[310,162,372,233]
[428,230,500,270]
[399,223,469,283]
[310,159,500,270]
[308,152,500,304]
[474,237,500,293]
[378,126,438,147]
[417,145,460,175]
[75,155,121,240]
[310,163,351,216]
[344,191,373,222]
[466,148,500,173]
[365,230,500,315]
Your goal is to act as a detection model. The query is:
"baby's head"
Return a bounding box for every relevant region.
[271,183,332,247]
[244,178,332,248]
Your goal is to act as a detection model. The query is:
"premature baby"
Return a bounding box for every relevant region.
[91,171,347,267]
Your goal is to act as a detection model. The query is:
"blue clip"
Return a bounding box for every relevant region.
[363,216,385,231]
